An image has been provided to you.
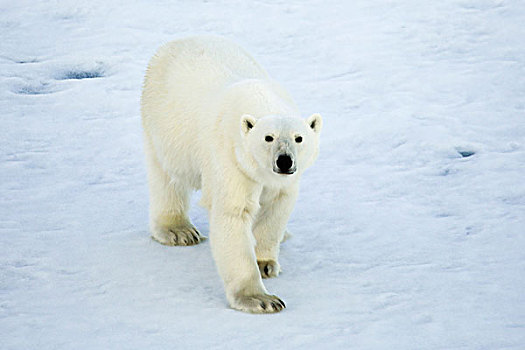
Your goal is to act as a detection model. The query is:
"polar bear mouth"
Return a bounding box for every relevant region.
[274,169,296,175]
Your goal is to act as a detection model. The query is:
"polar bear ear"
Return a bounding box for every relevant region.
[240,114,257,135]
[306,113,322,133]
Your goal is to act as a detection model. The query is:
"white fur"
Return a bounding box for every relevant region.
[141,36,322,313]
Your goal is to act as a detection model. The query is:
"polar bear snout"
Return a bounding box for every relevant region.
[274,153,295,175]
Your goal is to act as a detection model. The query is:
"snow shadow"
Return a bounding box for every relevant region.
[57,69,105,80]
[14,81,56,95]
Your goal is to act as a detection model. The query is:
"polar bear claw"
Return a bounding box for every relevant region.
[151,223,206,246]
[232,293,286,314]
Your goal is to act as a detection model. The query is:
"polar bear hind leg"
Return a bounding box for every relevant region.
[144,136,205,246]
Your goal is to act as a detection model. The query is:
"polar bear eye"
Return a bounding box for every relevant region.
[295,136,303,143]
[265,135,274,142]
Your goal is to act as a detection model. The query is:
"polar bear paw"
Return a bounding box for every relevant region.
[232,293,286,314]
[257,260,280,279]
[151,223,206,246]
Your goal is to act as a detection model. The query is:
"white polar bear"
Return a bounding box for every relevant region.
[141,36,322,313]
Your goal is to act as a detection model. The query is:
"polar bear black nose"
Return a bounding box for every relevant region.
[276,154,293,173]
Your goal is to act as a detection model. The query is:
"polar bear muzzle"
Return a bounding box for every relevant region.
[274,153,295,175]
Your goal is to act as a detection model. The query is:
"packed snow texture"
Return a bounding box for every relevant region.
[1,1,524,349]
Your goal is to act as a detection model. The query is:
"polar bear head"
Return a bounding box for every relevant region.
[239,113,322,183]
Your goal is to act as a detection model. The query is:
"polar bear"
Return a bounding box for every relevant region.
[141,36,322,313]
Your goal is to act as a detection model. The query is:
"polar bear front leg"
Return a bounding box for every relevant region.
[209,203,286,313]
[144,135,205,246]
[253,186,299,278]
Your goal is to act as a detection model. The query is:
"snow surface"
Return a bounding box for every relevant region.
[1,0,525,349]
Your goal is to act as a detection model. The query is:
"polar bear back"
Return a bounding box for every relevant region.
[143,36,268,106]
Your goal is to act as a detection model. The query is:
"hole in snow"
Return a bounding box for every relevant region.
[59,69,104,80]
[458,150,475,158]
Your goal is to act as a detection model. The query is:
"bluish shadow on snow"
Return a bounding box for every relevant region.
[438,168,453,176]
[58,69,105,80]
[16,58,40,64]
[52,60,108,81]
[0,55,41,64]
[13,81,56,95]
